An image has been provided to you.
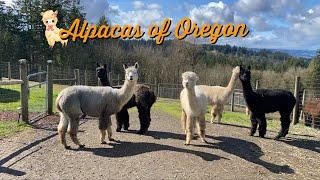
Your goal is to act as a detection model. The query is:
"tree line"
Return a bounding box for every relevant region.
[0,0,318,89]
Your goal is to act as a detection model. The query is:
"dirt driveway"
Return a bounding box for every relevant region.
[0,109,319,179]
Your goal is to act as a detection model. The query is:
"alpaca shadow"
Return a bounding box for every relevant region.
[123,130,185,140]
[279,137,320,153]
[75,141,225,161]
[194,136,294,174]
[0,88,20,103]
[125,130,294,174]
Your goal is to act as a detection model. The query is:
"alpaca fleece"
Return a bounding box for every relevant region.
[96,63,156,134]
[180,71,207,145]
[239,66,296,139]
[198,66,240,123]
[56,63,138,148]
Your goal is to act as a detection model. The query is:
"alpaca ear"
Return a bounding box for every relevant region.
[103,64,107,70]
[54,10,58,17]
[97,62,100,67]
[134,62,139,69]
[40,12,44,16]
[123,64,128,70]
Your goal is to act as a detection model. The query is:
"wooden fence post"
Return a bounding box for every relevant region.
[8,62,11,80]
[299,89,306,122]
[230,91,235,112]
[117,74,120,86]
[84,69,88,86]
[46,60,53,115]
[292,76,300,125]
[74,69,80,85]
[38,65,42,88]
[19,59,28,123]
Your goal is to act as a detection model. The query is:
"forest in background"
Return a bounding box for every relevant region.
[0,0,320,89]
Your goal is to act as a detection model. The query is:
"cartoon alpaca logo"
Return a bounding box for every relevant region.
[41,10,68,48]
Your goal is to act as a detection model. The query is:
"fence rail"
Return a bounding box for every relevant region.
[0,60,319,129]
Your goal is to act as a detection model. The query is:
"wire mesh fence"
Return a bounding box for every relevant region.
[1,61,318,129]
[300,76,320,128]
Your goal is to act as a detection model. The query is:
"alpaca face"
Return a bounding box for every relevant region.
[123,62,139,82]
[41,10,58,31]
[182,71,199,89]
[96,63,108,79]
[233,66,240,75]
[239,66,251,82]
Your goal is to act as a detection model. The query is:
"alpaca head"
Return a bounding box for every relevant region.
[123,62,139,82]
[96,63,108,80]
[41,10,58,30]
[181,71,199,89]
[239,66,251,83]
[233,66,241,75]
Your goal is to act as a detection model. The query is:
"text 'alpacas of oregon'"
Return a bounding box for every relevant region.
[59,18,249,45]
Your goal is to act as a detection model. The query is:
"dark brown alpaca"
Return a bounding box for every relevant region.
[96,63,157,134]
[303,100,320,128]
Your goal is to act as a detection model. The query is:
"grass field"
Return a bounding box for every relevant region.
[0,83,67,112]
[0,83,67,138]
[153,99,319,137]
[0,84,318,138]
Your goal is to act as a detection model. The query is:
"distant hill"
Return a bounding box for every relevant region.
[251,48,316,59]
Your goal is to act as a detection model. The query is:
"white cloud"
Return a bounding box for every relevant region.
[148,3,161,10]
[133,1,144,9]
[308,9,314,14]
[189,1,234,24]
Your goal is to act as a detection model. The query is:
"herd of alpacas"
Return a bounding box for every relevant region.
[56,63,296,149]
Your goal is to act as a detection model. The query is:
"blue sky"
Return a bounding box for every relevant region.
[5,0,320,50]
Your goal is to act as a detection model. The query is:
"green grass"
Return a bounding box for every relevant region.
[0,121,30,138]
[0,83,67,113]
[0,83,67,138]
[153,99,319,137]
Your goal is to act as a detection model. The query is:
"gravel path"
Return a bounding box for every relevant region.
[1,109,319,179]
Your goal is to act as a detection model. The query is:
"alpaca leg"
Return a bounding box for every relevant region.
[257,114,267,138]
[115,110,124,132]
[99,114,108,144]
[68,117,84,148]
[276,112,291,139]
[210,106,217,123]
[217,105,224,124]
[106,116,115,141]
[58,113,69,149]
[181,110,187,133]
[122,109,130,130]
[250,114,258,136]
[137,105,149,134]
[197,116,207,143]
[185,116,194,145]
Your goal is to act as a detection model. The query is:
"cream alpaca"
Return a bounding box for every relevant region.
[41,10,68,48]
[56,63,139,149]
[198,66,240,123]
[180,71,208,145]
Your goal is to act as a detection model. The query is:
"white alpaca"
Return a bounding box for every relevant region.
[180,71,208,145]
[56,63,139,149]
[198,66,240,123]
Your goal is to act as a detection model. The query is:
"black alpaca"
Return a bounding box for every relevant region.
[239,66,296,139]
[96,63,157,134]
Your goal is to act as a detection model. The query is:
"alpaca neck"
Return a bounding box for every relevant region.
[186,87,200,112]
[241,80,255,102]
[100,76,111,86]
[226,72,238,92]
[118,79,136,107]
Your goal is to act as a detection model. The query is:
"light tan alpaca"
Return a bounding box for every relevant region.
[198,66,240,123]
[41,10,68,48]
[180,72,208,145]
